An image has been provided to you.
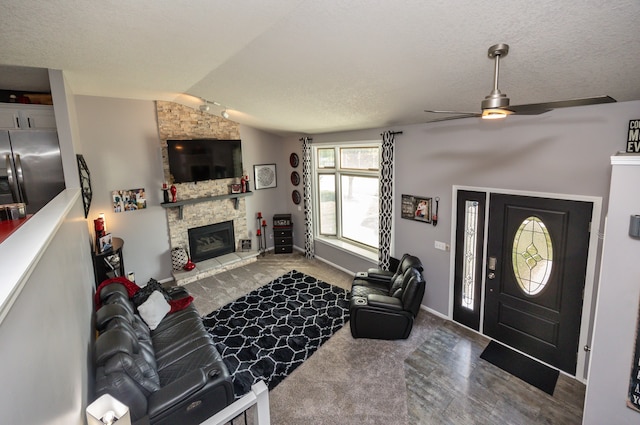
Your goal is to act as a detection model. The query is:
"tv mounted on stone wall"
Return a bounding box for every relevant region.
[167,139,243,183]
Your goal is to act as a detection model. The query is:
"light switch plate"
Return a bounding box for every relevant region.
[434,241,449,251]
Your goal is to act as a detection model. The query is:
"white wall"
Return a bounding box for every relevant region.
[75,96,171,284]
[0,193,94,424]
[583,155,640,424]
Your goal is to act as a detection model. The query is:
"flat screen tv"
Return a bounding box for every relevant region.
[167,139,243,183]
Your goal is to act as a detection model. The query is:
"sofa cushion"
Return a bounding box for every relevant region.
[138,290,171,330]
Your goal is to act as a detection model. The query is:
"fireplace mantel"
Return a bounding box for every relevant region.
[161,191,253,219]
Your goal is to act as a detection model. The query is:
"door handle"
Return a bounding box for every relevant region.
[14,154,27,205]
[6,154,19,201]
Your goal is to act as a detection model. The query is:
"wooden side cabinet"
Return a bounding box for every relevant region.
[92,237,125,286]
[273,214,293,254]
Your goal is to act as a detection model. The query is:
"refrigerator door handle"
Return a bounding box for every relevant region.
[6,154,19,201]
[14,154,27,205]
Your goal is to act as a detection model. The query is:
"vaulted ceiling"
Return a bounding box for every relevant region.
[2,1,639,135]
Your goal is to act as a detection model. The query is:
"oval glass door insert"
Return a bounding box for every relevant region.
[512,216,553,296]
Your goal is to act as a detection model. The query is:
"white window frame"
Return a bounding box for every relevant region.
[312,141,381,259]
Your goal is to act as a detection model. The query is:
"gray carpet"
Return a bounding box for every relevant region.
[183,253,586,424]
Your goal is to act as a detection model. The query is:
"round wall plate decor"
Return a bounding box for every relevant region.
[289,152,299,168]
[292,190,301,205]
[291,171,300,186]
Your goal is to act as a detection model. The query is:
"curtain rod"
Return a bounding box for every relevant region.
[381,131,403,136]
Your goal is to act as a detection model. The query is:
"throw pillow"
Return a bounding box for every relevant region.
[137,290,171,330]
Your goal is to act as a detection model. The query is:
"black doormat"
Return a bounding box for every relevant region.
[480,341,559,395]
[202,270,350,398]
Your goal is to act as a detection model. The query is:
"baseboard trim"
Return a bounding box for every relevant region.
[293,244,357,276]
[420,304,450,320]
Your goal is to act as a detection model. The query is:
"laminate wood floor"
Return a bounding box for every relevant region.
[183,252,585,424]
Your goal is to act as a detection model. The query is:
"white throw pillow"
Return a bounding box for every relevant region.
[137,290,171,330]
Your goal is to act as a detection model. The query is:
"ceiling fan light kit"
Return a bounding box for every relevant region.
[425,43,616,123]
[482,108,512,120]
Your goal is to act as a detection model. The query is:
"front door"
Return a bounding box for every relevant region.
[484,194,592,374]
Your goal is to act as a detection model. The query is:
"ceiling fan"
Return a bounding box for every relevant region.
[425,43,616,122]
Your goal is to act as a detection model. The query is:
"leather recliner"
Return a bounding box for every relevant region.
[352,253,423,289]
[93,282,234,425]
[349,255,425,340]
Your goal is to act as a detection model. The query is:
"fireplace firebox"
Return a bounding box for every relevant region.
[188,221,235,263]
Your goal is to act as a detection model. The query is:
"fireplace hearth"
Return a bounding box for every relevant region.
[188,221,235,263]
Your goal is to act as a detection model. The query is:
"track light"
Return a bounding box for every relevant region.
[193,96,233,119]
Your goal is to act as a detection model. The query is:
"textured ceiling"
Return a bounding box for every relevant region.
[1,0,639,135]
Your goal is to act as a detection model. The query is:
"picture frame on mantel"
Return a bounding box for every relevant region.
[254,164,277,190]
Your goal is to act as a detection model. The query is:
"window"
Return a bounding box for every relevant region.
[512,216,553,296]
[313,143,380,250]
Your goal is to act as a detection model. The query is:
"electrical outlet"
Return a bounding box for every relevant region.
[434,241,449,251]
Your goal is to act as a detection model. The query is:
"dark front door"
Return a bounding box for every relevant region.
[484,194,592,374]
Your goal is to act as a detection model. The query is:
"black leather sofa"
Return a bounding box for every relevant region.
[349,254,425,340]
[93,281,234,425]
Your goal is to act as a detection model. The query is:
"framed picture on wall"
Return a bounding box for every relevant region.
[401,194,432,223]
[254,164,277,189]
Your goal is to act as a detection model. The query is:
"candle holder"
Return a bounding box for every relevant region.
[262,220,267,256]
[256,212,267,256]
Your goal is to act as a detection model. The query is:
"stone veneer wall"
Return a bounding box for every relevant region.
[156,101,248,253]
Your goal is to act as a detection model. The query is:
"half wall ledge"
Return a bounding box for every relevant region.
[172,250,259,286]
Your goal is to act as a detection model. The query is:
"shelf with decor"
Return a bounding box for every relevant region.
[161,191,253,219]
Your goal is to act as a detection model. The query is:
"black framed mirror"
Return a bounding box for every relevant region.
[76,154,92,218]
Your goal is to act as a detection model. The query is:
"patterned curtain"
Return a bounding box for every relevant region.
[301,137,315,259]
[378,130,398,270]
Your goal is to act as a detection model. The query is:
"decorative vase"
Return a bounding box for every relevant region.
[171,247,188,271]
[170,184,177,203]
[183,258,196,271]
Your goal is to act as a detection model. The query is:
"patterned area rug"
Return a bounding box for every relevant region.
[202,270,350,398]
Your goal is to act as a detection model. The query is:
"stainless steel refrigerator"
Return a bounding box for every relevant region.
[0,129,65,214]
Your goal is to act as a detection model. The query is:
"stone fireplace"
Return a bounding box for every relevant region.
[188,221,235,263]
[156,101,257,285]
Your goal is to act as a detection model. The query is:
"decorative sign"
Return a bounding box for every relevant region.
[628,296,640,413]
[401,194,432,224]
[627,120,640,153]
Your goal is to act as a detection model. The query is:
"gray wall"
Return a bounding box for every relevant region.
[73,95,640,316]
[75,96,296,282]
[240,125,291,249]
[310,101,639,315]
[0,194,94,424]
[76,96,172,284]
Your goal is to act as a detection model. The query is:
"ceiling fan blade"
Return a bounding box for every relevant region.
[425,110,480,115]
[508,95,616,115]
[425,111,482,122]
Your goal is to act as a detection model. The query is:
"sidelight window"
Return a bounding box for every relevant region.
[461,200,479,310]
[512,216,553,296]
